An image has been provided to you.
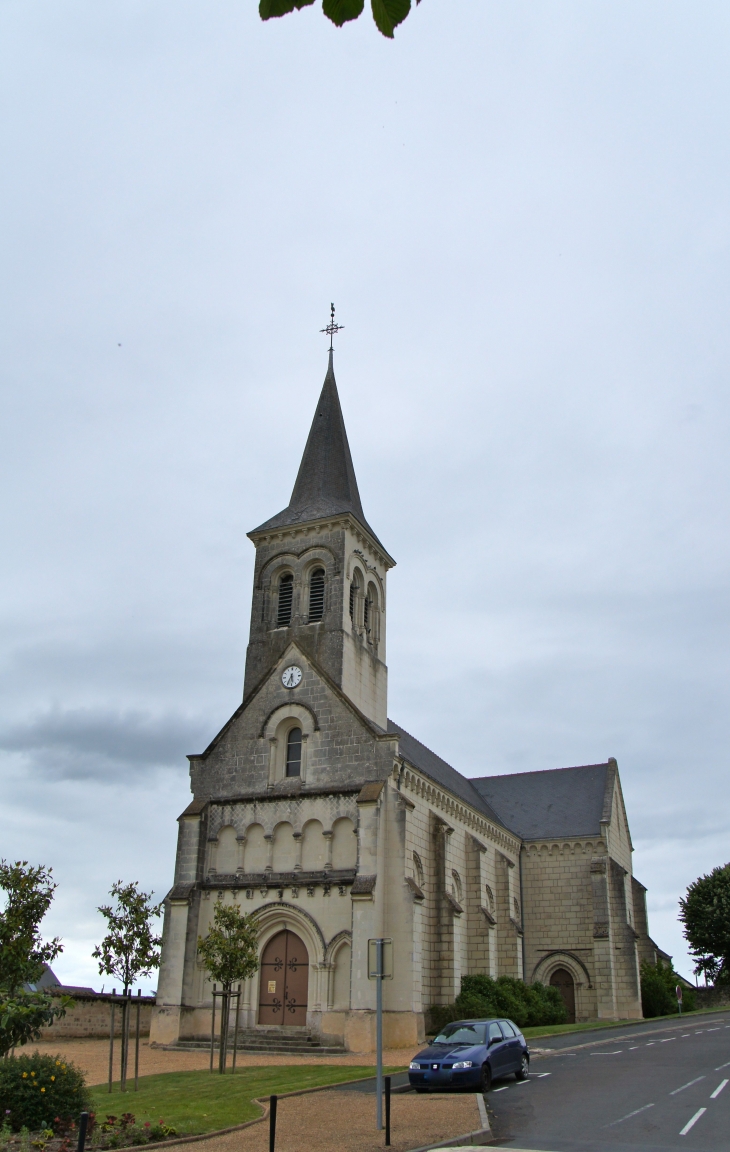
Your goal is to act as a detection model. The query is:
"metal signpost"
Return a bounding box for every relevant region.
[676,984,683,1015]
[368,938,393,1131]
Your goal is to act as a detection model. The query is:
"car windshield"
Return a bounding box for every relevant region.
[432,1023,487,1045]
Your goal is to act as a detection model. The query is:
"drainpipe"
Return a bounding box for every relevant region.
[519,847,527,982]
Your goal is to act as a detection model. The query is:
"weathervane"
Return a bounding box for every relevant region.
[320,302,344,352]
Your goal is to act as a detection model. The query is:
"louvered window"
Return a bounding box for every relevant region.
[308,568,325,622]
[364,591,372,632]
[349,580,356,620]
[286,727,302,777]
[277,573,293,627]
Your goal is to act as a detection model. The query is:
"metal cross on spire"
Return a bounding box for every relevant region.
[320,302,344,352]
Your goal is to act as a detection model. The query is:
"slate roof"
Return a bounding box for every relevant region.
[387,720,507,829]
[251,353,386,551]
[387,721,616,842]
[470,762,614,840]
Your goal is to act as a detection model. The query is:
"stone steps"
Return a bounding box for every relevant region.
[168,1031,347,1056]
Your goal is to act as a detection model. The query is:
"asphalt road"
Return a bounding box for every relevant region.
[486,1012,730,1152]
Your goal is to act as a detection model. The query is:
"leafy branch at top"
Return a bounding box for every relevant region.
[93,881,163,996]
[259,0,421,40]
[198,901,260,991]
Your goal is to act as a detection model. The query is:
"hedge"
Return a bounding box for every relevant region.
[428,974,568,1033]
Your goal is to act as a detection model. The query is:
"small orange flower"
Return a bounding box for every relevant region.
[51,1076,55,1081]
[41,1088,46,1094]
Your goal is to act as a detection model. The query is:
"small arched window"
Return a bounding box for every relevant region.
[349,570,362,624]
[277,573,293,627]
[308,568,325,622]
[364,582,378,641]
[286,727,302,777]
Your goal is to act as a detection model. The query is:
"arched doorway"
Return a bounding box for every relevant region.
[258,929,309,1026]
[550,967,576,1023]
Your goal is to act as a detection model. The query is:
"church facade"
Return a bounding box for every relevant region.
[150,354,661,1052]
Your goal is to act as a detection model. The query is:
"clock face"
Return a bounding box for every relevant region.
[281,665,302,689]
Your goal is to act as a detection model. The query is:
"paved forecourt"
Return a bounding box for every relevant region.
[485,1013,730,1152]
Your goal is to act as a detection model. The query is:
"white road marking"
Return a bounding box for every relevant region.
[710,1079,728,1099]
[706,1027,721,1032]
[670,1077,705,1095]
[516,1081,530,1087]
[715,1061,730,1070]
[659,1038,676,1043]
[681,1034,690,1037]
[530,1073,551,1077]
[607,1103,654,1127]
[590,1051,623,1056]
[679,1108,706,1136]
[492,1086,508,1092]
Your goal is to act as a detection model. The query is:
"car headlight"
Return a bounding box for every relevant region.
[409,1061,421,1071]
[452,1060,473,1070]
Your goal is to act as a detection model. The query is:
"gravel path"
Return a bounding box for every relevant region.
[29,1039,419,1085]
[203,1089,481,1152]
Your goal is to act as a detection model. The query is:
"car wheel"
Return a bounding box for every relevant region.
[481,1063,492,1092]
[515,1054,529,1081]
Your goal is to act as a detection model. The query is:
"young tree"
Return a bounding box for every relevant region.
[198,902,260,1072]
[259,0,420,41]
[679,863,730,985]
[93,881,162,1089]
[0,860,71,1056]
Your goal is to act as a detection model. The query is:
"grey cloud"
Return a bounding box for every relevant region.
[0,708,210,780]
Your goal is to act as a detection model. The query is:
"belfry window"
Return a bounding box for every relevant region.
[277,573,293,627]
[349,571,362,625]
[363,590,372,633]
[286,727,302,776]
[308,569,325,622]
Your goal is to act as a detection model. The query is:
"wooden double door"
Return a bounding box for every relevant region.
[258,930,309,1026]
[550,967,576,1023]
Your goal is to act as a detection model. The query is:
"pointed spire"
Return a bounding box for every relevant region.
[251,355,383,546]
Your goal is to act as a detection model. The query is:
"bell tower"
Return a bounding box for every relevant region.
[243,352,395,728]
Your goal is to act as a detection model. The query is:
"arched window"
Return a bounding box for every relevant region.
[277,573,293,627]
[349,570,362,624]
[308,568,325,622]
[364,582,378,641]
[286,727,302,776]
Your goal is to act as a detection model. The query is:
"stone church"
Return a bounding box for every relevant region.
[151,352,662,1052]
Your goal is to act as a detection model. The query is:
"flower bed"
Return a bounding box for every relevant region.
[0,1113,179,1152]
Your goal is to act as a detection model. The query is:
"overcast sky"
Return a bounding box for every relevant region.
[1,1,729,991]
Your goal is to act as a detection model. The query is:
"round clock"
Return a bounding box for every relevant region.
[281,665,302,689]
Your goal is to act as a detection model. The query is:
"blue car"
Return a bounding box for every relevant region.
[408,1018,530,1092]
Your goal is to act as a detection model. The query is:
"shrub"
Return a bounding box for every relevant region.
[640,960,697,1017]
[0,1053,90,1133]
[428,974,567,1032]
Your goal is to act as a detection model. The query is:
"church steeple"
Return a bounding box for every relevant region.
[243,354,394,727]
[251,353,381,547]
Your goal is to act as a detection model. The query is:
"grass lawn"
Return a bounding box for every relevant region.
[523,1003,730,1040]
[90,1066,399,1134]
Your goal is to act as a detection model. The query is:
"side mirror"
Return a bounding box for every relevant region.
[489,1036,500,1047]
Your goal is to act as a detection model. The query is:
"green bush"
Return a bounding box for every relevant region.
[640,960,697,1018]
[0,1052,90,1132]
[428,974,568,1033]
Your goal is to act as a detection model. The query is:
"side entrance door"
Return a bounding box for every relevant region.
[550,968,576,1024]
[258,929,309,1026]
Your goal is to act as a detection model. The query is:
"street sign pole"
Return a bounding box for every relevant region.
[676,984,683,1015]
[376,938,383,1131]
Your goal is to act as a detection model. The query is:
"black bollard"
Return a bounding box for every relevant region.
[77,1112,89,1152]
[384,1076,391,1147]
[269,1095,277,1152]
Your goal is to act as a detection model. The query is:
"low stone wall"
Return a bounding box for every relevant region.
[39,993,156,1039]
[694,986,730,1010]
